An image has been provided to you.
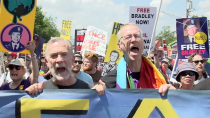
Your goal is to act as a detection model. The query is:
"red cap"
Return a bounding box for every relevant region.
[11,52,17,59]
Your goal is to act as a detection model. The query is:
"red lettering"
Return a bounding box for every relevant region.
[147,8,150,13]
[201,49,205,54]
[140,8,143,12]
[189,50,192,55]
[182,50,185,55]
[137,8,140,12]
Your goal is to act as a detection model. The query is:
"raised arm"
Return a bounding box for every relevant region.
[25,41,39,84]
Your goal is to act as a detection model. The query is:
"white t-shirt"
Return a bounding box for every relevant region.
[194,76,205,85]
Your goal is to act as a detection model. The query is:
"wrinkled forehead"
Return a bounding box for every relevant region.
[121,25,140,36]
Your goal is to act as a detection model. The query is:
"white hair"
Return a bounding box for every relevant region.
[45,37,73,60]
[117,23,144,42]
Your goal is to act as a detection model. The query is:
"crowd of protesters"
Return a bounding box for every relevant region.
[0,23,210,97]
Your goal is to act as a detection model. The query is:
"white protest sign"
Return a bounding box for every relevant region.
[129,7,157,53]
[81,26,107,56]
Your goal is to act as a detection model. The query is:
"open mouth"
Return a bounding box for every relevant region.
[130,46,139,53]
[11,74,18,76]
[56,67,66,73]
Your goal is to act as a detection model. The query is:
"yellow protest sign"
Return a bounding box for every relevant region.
[42,43,46,57]
[0,0,37,54]
[102,22,124,76]
[60,20,72,40]
[104,22,124,64]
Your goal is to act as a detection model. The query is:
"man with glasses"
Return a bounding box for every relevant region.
[0,41,39,90]
[101,23,167,89]
[72,53,94,87]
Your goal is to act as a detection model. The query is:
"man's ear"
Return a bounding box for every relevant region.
[118,42,122,51]
[72,56,75,64]
[45,59,49,67]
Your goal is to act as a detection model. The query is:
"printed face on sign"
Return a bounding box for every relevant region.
[183,19,200,43]
[11,32,21,43]
[1,24,31,52]
[110,51,119,62]
[118,25,144,61]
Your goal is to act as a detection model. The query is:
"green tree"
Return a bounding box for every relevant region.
[156,26,176,45]
[34,6,60,42]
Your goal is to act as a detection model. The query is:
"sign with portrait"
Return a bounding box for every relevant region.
[103,22,124,76]
[176,17,209,59]
[0,0,37,54]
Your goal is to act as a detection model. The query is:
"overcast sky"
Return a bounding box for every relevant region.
[37,0,210,43]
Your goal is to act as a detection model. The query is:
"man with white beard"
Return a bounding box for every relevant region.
[72,52,94,87]
[26,37,105,95]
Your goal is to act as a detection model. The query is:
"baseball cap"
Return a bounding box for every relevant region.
[184,19,197,29]
[161,58,170,65]
[175,62,199,82]
[7,58,26,68]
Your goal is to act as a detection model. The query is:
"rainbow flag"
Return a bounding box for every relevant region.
[117,56,167,89]
[39,70,44,76]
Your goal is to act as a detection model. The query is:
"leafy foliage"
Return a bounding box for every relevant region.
[34,6,60,42]
[156,26,176,45]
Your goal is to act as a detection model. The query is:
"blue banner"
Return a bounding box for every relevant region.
[0,89,210,118]
[176,17,209,59]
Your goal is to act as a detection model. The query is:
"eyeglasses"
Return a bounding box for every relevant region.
[192,60,204,64]
[180,71,195,76]
[74,61,83,64]
[120,34,142,41]
[8,65,21,70]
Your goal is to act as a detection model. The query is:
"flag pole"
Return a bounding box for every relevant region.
[148,0,163,56]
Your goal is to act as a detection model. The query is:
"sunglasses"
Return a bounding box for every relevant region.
[8,65,21,70]
[74,61,83,64]
[192,60,204,64]
[180,71,195,76]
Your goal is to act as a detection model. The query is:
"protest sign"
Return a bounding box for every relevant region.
[168,40,177,59]
[81,26,107,56]
[129,7,157,53]
[0,0,37,54]
[176,17,209,59]
[102,22,124,76]
[0,89,210,118]
[60,20,72,40]
[75,29,86,52]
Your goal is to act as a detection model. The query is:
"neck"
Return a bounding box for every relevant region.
[72,71,81,77]
[181,84,193,90]
[198,72,203,80]
[109,61,116,64]
[52,75,76,86]
[86,68,97,74]
[10,78,23,89]
[127,57,142,72]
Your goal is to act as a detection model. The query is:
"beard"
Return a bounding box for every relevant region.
[71,66,80,73]
[49,63,71,81]
[83,65,94,71]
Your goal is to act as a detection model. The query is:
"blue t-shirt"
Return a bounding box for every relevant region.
[76,71,94,87]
